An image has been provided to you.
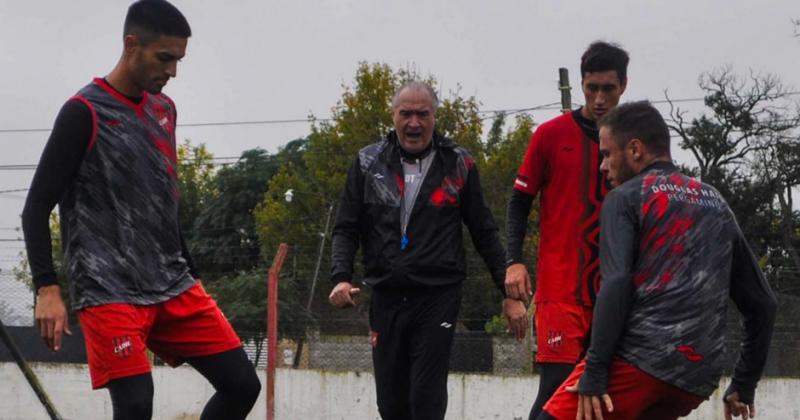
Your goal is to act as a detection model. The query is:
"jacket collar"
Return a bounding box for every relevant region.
[385,130,454,152]
[382,130,453,170]
[641,160,677,174]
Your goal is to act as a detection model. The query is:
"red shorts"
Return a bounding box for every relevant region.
[78,282,241,389]
[534,301,593,363]
[544,358,706,420]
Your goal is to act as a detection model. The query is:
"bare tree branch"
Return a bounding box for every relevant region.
[667,67,800,188]
[665,89,708,176]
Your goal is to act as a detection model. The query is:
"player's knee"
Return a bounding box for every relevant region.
[238,369,261,406]
[222,367,260,408]
[108,375,154,420]
[112,392,153,420]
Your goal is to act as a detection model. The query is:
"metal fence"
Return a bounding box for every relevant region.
[258,329,532,374]
[265,292,800,378]
[2,259,799,379]
[0,273,34,327]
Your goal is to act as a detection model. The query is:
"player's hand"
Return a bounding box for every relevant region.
[35,285,72,352]
[502,298,528,340]
[567,382,613,420]
[724,392,755,420]
[505,263,532,303]
[328,281,360,308]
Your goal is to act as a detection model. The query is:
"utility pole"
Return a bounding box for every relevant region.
[306,202,334,313]
[289,197,335,368]
[558,68,572,114]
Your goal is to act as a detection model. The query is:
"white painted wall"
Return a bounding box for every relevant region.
[1,363,798,419]
[275,369,800,420]
[0,363,265,420]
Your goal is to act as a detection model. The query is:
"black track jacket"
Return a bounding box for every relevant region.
[330,131,506,294]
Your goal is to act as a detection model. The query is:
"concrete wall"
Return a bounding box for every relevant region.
[0,363,266,420]
[2,363,798,419]
[275,369,800,420]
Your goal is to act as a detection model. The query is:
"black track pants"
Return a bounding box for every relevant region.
[370,284,462,420]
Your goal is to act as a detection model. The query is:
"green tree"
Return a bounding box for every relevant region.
[751,135,800,289]
[254,62,500,334]
[207,268,310,366]
[667,68,797,181]
[463,113,538,331]
[668,68,800,290]
[185,141,311,351]
[485,112,506,156]
[254,163,317,258]
[436,89,485,165]
[303,62,398,199]
[13,214,74,322]
[481,113,536,227]
[188,147,285,279]
[177,140,217,233]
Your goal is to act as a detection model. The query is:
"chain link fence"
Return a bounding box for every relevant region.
[251,330,532,374]
[262,294,800,378]
[1,245,799,380]
[0,273,34,327]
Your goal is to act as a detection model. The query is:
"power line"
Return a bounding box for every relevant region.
[14,102,557,133]
[0,195,26,201]
[0,118,331,134]
[0,157,260,171]
[477,103,564,115]
[6,92,785,135]
[650,97,708,105]
[479,102,564,121]
[0,165,36,171]
[179,118,330,128]
[0,94,797,172]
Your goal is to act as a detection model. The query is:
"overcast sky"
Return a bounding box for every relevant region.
[1,0,798,317]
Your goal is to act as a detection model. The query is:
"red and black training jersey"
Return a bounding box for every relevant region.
[579,161,776,401]
[22,79,196,309]
[512,110,608,306]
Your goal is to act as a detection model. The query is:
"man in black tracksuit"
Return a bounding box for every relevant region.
[329,81,528,420]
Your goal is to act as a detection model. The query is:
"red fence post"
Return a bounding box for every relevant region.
[267,243,289,420]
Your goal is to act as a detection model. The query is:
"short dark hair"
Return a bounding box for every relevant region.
[598,101,670,157]
[124,0,191,44]
[580,41,629,83]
